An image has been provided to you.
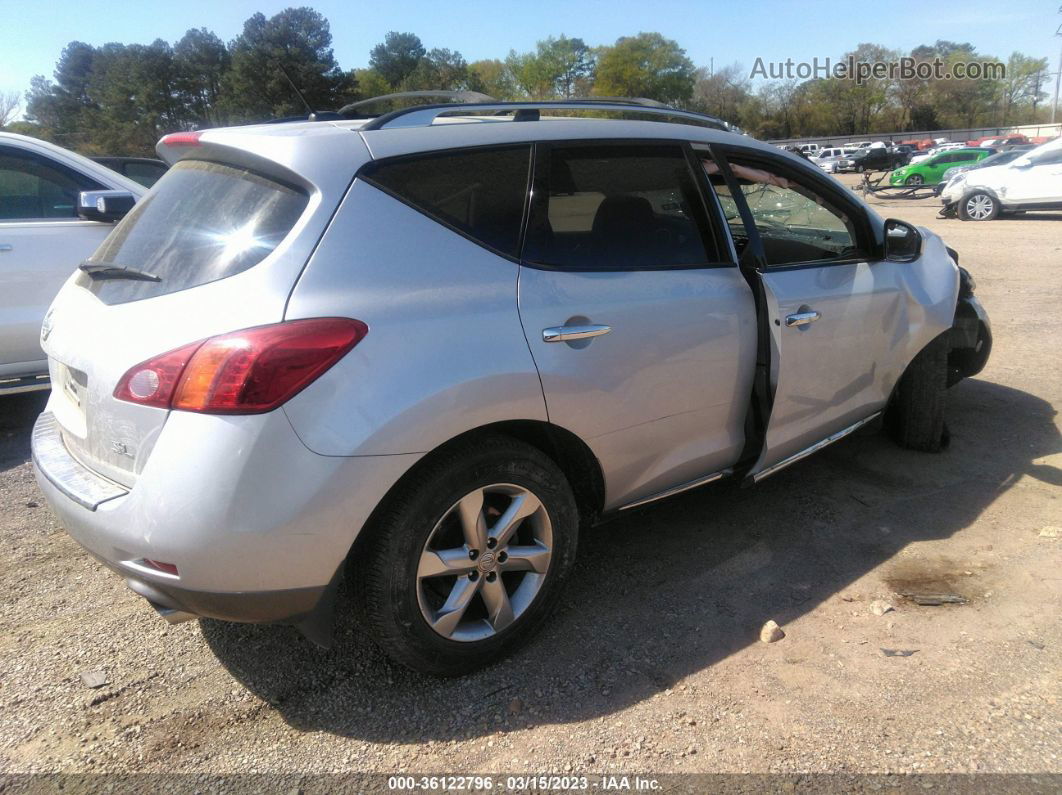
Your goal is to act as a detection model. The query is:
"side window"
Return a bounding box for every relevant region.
[702,156,865,267]
[1030,148,1062,166]
[522,143,720,270]
[0,146,103,221]
[363,145,530,258]
[124,162,168,188]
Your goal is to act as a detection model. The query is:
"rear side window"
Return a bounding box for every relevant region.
[522,144,720,271]
[88,160,307,305]
[363,146,531,258]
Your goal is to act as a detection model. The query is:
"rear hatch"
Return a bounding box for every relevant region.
[41,127,369,486]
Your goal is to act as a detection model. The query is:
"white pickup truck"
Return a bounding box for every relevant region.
[0,132,143,393]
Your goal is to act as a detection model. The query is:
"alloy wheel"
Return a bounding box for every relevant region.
[417,484,552,642]
[965,194,995,221]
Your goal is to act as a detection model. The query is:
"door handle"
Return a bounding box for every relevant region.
[0,244,12,252]
[542,324,611,343]
[785,310,821,328]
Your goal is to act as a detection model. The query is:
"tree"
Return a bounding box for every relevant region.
[691,63,750,123]
[0,91,20,127]
[505,49,554,98]
[25,41,98,140]
[538,35,594,98]
[999,53,1049,124]
[81,40,182,155]
[353,68,392,100]
[592,33,695,104]
[219,7,356,122]
[467,59,517,100]
[402,48,470,91]
[369,32,425,89]
[174,28,230,127]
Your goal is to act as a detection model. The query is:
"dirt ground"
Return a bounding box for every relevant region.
[1,173,1059,780]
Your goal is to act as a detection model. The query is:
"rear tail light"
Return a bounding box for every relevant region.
[114,318,367,414]
[159,131,202,147]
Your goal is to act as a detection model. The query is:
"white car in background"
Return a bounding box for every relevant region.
[940,136,1062,221]
[0,132,143,393]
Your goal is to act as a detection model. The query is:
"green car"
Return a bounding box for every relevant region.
[889,148,996,186]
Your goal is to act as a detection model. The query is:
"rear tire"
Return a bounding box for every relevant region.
[353,435,579,676]
[886,334,950,452]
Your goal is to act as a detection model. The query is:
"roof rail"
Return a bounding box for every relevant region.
[337,90,496,117]
[358,100,733,132]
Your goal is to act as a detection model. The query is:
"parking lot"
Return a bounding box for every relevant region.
[1,173,1059,776]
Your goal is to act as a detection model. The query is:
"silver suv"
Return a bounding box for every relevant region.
[32,101,991,675]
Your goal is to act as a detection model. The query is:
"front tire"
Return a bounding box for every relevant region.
[353,435,579,676]
[905,174,924,186]
[886,334,950,452]
[958,191,999,221]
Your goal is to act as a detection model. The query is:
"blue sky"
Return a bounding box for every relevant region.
[2,0,1060,100]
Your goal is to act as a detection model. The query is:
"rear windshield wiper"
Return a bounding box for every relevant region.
[79,262,162,282]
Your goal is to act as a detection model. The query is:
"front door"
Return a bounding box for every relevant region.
[517,142,757,509]
[1005,147,1062,204]
[698,147,908,479]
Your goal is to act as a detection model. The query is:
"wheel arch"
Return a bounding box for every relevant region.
[346,419,606,563]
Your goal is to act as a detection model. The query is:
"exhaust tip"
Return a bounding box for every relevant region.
[148,601,196,624]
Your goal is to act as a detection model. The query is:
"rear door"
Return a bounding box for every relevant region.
[697,146,908,480]
[517,141,757,509]
[0,144,110,376]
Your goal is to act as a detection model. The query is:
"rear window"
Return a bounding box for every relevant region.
[361,146,531,259]
[87,160,308,304]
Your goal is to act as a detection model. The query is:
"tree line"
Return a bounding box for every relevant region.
[2,6,1053,156]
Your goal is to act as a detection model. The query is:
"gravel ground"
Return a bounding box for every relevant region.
[1,174,1059,779]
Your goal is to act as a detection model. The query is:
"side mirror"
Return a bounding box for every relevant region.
[884,219,922,263]
[77,190,136,223]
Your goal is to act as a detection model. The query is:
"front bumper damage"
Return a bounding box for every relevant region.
[946,268,992,386]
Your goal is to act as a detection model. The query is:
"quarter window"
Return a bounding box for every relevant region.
[522,144,720,270]
[363,146,531,259]
[703,157,866,267]
[0,146,103,220]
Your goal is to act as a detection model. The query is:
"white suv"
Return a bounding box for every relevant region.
[0,133,143,392]
[940,137,1062,220]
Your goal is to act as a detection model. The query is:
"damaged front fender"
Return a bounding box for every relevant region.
[948,289,992,385]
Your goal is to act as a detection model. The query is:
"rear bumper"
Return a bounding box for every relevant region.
[105,554,327,624]
[31,405,420,626]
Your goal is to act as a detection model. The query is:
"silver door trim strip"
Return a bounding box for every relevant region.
[751,411,882,483]
[618,468,732,511]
